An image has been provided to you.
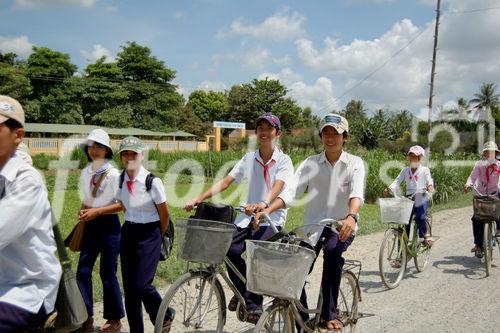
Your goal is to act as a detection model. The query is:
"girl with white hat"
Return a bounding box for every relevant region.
[75,129,125,332]
[464,141,500,258]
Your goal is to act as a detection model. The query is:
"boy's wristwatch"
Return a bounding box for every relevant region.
[346,213,359,223]
[260,200,270,208]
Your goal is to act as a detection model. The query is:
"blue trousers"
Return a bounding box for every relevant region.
[120,221,162,333]
[0,302,47,333]
[406,193,429,238]
[76,214,124,320]
[299,228,354,321]
[226,225,279,312]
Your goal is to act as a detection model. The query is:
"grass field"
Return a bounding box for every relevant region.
[49,180,474,302]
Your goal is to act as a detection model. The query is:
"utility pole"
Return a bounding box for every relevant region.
[427,0,441,150]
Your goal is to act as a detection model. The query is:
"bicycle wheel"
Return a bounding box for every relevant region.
[483,222,493,277]
[154,270,226,333]
[414,219,432,272]
[254,302,295,333]
[337,271,359,333]
[379,228,407,289]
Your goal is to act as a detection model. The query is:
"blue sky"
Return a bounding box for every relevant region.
[1,0,500,118]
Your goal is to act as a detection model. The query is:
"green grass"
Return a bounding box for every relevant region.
[50,181,474,303]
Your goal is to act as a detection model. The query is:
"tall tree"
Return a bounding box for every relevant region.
[187,90,228,122]
[470,83,500,121]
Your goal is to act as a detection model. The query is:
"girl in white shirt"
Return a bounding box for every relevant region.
[386,145,434,246]
[116,136,172,333]
[76,129,124,333]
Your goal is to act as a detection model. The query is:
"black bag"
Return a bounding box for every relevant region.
[48,217,88,333]
[192,202,236,224]
[119,171,175,261]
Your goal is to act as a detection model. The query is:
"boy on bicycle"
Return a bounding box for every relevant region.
[185,113,294,323]
[464,141,500,258]
[258,113,365,331]
[384,145,434,247]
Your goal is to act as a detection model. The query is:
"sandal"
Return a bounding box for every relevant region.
[162,307,176,333]
[320,318,345,332]
[390,259,402,268]
[423,234,434,247]
[246,310,261,324]
[99,320,121,333]
[228,295,238,312]
[475,247,484,259]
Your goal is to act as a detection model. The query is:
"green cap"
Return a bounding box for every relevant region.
[118,136,144,154]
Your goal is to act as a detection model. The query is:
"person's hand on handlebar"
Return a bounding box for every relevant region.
[464,184,471,194]
[338,216,356,242]
[184,198,202,211]
[253,209,271,231]
[383,187,392,197]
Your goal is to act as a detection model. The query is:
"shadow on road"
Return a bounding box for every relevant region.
[432,255,494,280]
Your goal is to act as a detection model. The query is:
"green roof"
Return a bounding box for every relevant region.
[24,123,192,137]
[165,130,196,138]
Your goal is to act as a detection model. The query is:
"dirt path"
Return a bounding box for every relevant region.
[92,206,500,332]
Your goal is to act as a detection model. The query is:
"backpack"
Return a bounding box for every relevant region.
[191,202,236,224]
[119,170,174,261]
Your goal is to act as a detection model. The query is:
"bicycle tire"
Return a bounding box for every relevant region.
[154,270,226,333]
[484,222,493,277]
[338,271,359,333]
[254,302,295,333]
[379,228,407,289]
[414,220,432,272]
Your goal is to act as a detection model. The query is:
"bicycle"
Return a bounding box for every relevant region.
[469,185,500,277]
[153,206,277,333]
[378,191,435,289]
[251,219,366,333]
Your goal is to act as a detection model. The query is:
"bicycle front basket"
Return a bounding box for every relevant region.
[176,218,236,265]
[473,196,500,221]
[245,240,316,300]
[378,197,414,225]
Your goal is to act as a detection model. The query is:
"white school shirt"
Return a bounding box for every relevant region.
[228,148,294,228]
[389,165,434,196]
[279,151,366,245]
[118,166,167,223]
[0,154,62,314]
[80,164,120,208]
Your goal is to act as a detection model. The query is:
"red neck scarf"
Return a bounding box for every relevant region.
[255,158,276,190]
[486,163,500,183]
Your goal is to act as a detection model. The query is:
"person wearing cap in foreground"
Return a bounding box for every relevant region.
[256,113,365,331]
[0,95,62,332]
[464,141,500,258]
[185,113,294,324]
[74,129,125,332]
[385,145,435,247]
[115,136,173,333]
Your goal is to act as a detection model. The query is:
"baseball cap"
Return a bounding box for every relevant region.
[319,113,349,134]
[256,113,281,131]
[482,141,498,152]
[118,136,145,154]
[408,145,425,157]
[0,95,25,127]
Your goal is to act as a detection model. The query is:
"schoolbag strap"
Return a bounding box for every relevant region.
[118,170,126,189]
[145,173,156,192]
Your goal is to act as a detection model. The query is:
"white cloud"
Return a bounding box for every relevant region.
[295,0,500,113]
[174,10,184,19]
[217,7,305,41]
[242,47,270,70]
[273,55,293,66]
[14,0,98,7]
[198,80,227,92]
[81,44,114,63]
[0,35,34,57]
[259,68,338,113]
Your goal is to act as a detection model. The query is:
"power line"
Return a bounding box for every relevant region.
[449,5,500,15]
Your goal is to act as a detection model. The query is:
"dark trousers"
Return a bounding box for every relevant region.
[76,214,124,320]
[226,225,278,312]
[299,228,354,321]
[472,216,500,246]
[406,195,429,238]
[120,221,162,333]
[0,302,47,333]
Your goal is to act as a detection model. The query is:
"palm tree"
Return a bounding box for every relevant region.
[470,83,500,121]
